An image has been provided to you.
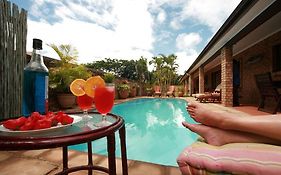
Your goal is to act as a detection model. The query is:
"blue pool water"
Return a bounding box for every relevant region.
[70,98,198,166]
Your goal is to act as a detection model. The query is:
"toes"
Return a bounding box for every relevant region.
[182,122,198,133]
[188,112,195,119]
[182,122,209,136]
[187,104,194,109]
[187,107,195,112]
[187,102,196,108]
[187,108,195,116]
[182,122,193,131]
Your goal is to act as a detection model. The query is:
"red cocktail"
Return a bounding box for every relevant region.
[77,94,94,120]
[77,94,94,110]
[94,84,115,126]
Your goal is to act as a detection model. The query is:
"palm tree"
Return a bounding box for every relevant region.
[48,44,78,67]
[149,54,178,93]
[136,56,149,95]
[163,54,178,86]
[149,56,164,85]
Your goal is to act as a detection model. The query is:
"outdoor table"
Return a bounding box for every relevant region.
[0,112,128,175]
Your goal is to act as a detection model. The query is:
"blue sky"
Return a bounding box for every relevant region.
[10,0,240,74]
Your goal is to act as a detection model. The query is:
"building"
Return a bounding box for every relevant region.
[180,0,281,107]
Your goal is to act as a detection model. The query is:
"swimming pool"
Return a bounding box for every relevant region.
[70,98,198,166]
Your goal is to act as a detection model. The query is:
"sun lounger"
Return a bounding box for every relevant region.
[153,86,161,97]
[195,93,212,102]
[194,84,221,103]
[177,140,281,175]
[166,85,175,97]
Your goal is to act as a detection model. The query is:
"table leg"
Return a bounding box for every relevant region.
[62,146,68,174]
[87,141,93,175]
[107,133,116,175]
[119,125,128,175]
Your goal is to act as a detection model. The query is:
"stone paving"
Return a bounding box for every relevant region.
[0,149,181,175]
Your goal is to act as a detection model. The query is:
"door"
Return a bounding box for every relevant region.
[233,59,240,106]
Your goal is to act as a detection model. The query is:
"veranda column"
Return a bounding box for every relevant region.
[184,79,188,96]
[221,46,233,106]
[188,75,192,96]
[199,66,204,93]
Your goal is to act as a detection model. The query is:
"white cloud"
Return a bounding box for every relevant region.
[175,50,198,75]
[176,32,202,50]
[172,0,240,74]
[175,32,202,74]
[65,1,116,28]
[148,0,185,9]
[156,10,166,23]
[26,0,155,63]
[170,19,182,30]
[180,0,241,32]
[25,0,240,75]
[155,30,173,45]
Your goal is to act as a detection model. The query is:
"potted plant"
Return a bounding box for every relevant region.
[103,73,117,99]
[103,73,115,84]
[49,65,91,108]
[48,44,92,109]
[146,87,153,96]
[177,86,184,97]
[117,84,130,99]
[144,84,153,96]
[129,83,137,97]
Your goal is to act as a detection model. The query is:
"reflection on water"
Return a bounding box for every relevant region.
[70,98,198,166]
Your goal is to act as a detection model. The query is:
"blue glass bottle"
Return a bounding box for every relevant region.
[23,39,49,116]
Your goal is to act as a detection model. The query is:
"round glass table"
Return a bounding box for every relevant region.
[0,112,128,175]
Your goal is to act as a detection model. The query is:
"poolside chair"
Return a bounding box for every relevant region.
[195,93,212,102]
[254,72,281,114]
[153,86,161,97]
[196,84,221,103]
[166,85,175,97]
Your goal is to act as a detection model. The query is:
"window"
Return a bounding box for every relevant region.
[273,44,281,72]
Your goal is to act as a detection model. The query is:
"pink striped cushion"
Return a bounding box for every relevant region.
[177,142,281,175]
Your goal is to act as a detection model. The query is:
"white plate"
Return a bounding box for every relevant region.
[0,115,82,133]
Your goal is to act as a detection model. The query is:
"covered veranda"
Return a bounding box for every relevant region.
[181,0,281,108]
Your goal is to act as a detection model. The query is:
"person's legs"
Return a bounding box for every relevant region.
[186,102,281,142]
[187,102,225,127]
[182,122,281,146]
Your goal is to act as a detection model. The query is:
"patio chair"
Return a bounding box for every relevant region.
[153,86,161,97]
[254,72,281,114]
[166,85,175,97]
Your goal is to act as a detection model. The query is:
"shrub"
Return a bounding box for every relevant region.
[49,65,91,93]
[103,73,115,83]
[117,84,130,91]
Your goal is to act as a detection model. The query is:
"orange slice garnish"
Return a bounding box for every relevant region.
[85,76,105,98]
[70,79,86,96]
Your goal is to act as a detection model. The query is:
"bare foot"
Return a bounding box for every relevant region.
[182,121,228,146]
[186,102,223,127]
[182,122,280,146]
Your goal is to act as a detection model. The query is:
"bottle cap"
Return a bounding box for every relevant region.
[33,38,42,50]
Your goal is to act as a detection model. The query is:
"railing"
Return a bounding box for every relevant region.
[0,0,27,119]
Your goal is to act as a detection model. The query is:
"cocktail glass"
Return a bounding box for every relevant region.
[94,84,115,127]
[77,94,94,121]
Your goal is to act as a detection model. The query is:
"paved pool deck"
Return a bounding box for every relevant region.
[0,149,181,175]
